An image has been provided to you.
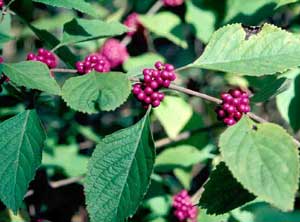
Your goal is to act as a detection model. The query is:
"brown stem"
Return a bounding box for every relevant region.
[51,68,77,73]
[155,124,223,149]
[169,84,222,104]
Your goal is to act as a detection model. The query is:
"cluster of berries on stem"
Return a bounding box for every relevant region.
[173,190,198,222]
[215,88,250,126]
[76,54,111,74]
[132,61,176,108]
[163,0,184,7]
[26,48,58,69]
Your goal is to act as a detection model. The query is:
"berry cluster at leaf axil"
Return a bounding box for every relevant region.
[26,48,58,69]
[132,61,176,108]
[76,53,111,74]
[173,190,198,222]
[215,88,250,126]
[163,0,184,7]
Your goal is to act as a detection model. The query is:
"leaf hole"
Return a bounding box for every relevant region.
[242,24,263,40]
[252,125,258,131]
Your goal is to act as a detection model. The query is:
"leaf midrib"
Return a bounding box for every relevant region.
[13,110,30,209]
[115,115,148,221]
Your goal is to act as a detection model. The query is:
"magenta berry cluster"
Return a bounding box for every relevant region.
[26,48,58,69]
[124,13,142,36]
[0,56,9,85]
[173,190,198,222]
[215,88,250,126]
[0,0,4,9]
[99,38,129,68]
[163,0,184,7]
[76,53,111,74]
[132,61,176,108]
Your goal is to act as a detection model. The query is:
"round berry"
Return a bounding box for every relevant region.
[137,92,146,100]
[162,80,171,88]
[152,100,160,107]
[144,87,153,95]
[123,13,142,36]
[163,0,184,7]
[155,61,164,70]
[157,92,165,101]
[165,64,175,71]
[150,81,159,89]
[144,97,152,104]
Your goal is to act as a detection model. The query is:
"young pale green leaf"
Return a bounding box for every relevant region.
[199,162,255,215]
[192,24,300,76]
[0,110,46,213]
[197,209,230,222]
[61,18,127,45]
[32,0,100,17]
[276,69,300,132]
[62,72,131,113]
[155,145,214,172]
[185,0,216,43]
[42,144,88,177]
[139,12,188,48]
[2,61,61,95]
[154,96,193,139]
[224,0,298,24]
[85,113,155,222]
[219,116,299,211]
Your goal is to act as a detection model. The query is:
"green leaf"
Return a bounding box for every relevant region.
[124,53,165,77]
[219,116,299,211]
[192,24,300,76]
[0,110,46,213]
[62,72,131,113]
[0,15,13,49]
[155,145,214,172]
[248,76,291,103]
[243,202,300,222]
[61,18,127,45]
[139,12,188,48]
[276,69,300,132]
[185,0,216,43]
[199,162,255,215]
[85,113,155,222]
[22,20,78,68]
[224,0,299,24]
[154,96,193,139]
[198,209,230,222]
[42,144,88,177]
[2,61,61,95]
[32,0,100,17]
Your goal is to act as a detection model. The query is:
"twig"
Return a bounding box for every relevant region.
[147,0,164,15]
[155,124,223,149]
[169,84,222,104]
[51,68,77,73]
[49,175,85,188]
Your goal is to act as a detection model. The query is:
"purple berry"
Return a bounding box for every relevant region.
[137,92,146,100]
[162,80,171,88]
[155,61,164,70]
[144,97,152,104]
[150,81,159,89]
[152,100,160,107]
[165,64,175,71]
[144,87,153,95]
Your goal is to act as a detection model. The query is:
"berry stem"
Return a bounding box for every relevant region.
[147,0,164,15]
[51,68,78,73]
[169,83,222,104]
[155,123,223,149]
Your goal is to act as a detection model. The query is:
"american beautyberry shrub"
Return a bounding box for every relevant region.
[163,0,184,7]
[132,61,176,108]
[124,13,143,36]
[173,190,198,222]
[215,88,250,126]
[76,53,111,74]
[26,48,58,69]
[99,38,129,68]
